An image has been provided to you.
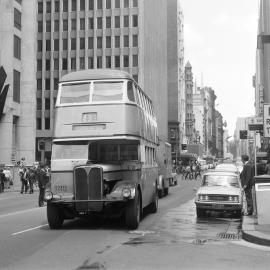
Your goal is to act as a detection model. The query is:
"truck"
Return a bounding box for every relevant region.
[187,143,204,157]
[156,141,177,198]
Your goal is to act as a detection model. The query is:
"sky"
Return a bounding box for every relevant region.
[181,0,259,136]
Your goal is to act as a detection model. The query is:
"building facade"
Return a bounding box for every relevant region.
[167,0,185,162]
[215,110,224,158]
[255,0,270,117]
[185,61,194,144]
[0,0,36,165]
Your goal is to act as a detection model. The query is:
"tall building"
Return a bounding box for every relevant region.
[194,86,217,156]
[185,61,194,144]
[255,0,270,117]
[0,0,36,165]
[167,0,185,161]
[215,110,224,158]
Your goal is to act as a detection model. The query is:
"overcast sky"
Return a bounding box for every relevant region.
[181,0,259,136]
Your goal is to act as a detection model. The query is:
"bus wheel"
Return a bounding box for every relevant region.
[47,203,64,229]
[125,189,141,229]
[149,185,158,213]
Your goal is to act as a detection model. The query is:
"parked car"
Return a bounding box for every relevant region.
[195,171,243,218]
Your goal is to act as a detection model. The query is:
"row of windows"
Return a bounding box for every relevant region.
[38,35,138,52]
[38,0,138,14]
[37,55,138,71]
[36,117,50,130]
[37,78,59,91]
[38,15,138,32]
[37,97,55,111]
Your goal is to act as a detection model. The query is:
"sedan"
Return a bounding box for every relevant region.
[215,163,239,174]
[195,171,243,218]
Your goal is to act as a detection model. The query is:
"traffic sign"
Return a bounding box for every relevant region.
[263,104,270,137]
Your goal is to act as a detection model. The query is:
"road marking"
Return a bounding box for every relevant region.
[0,207,43,219]
[12,224,49,236]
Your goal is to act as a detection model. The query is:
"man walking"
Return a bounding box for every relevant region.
[240,155,255,215]
[36,163,49,206]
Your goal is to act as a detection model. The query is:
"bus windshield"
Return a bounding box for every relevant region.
[52,141,88,159]
[92,81,123,102]
[89,143,138,162]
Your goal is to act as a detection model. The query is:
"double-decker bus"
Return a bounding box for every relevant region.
[45,69,159,229]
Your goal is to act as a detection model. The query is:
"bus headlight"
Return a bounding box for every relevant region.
[45,191,53,201]
[122,188,131,198]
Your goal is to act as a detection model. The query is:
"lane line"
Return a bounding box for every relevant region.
[0,207,43,219]
[12,224,49,236]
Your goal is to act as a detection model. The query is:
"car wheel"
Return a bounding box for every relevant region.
[125,189,141,229]
[149,185,158,213]
[196,208,205,218]
[47,203,64,229]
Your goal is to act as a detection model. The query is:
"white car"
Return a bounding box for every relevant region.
[215,163,239,174]
[195,171,243,218]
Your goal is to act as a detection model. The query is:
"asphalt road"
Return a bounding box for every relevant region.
[1,177,270,270]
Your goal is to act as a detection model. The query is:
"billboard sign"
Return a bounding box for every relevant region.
[248,117,263,131]
[264,104,270,137]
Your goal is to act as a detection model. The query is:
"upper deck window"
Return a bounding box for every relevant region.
[127,81,135,102]
[92,81,123,102]
[60,83,90,104]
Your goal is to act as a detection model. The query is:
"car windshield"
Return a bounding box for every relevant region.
[202,175,239,187]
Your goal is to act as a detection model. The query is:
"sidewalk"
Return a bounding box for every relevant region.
[242,214,270,246]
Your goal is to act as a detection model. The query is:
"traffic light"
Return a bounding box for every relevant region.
[38,140,45,151]
[239,130,248,139]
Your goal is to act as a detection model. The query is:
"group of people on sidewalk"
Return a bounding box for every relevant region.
[18,157,50,207]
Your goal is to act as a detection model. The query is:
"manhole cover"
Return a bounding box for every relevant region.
[217,233,241,240]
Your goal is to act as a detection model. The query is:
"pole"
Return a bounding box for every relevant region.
[254,131,257,176]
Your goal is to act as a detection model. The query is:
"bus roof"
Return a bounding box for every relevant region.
[60,69,134,83]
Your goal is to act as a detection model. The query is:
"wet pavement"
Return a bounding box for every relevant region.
[126,198,242,247]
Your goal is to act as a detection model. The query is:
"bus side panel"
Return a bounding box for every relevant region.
[54,105,141,139]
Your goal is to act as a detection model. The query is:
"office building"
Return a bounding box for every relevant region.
[0,0,36,165]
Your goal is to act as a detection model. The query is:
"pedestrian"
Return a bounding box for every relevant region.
[20,167,28,194]
[185,161,194,180]
[240,155,255,216]
[28,167,37,194]
[3,167,12,189]
[36,163,49,207]
[195,161,202,180]
[0,169,6,193]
